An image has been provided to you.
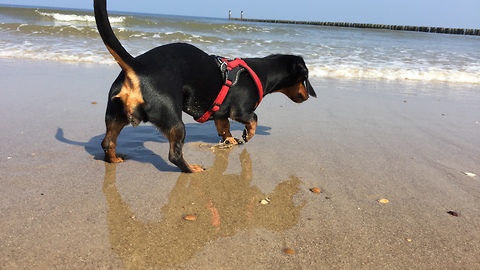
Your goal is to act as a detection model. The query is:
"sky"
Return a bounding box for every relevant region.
[1,0,479,29]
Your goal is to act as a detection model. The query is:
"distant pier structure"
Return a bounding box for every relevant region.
[228,14,480,36]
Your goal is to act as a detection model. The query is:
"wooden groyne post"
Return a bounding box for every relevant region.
[228,15,480,36]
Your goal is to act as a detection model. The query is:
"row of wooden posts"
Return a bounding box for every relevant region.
[228,12,480,36]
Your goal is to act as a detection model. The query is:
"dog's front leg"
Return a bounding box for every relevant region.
[214,119,241,145]
[236,113,258,143]
[242,120,257,142]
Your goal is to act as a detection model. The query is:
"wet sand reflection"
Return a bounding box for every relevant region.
[103,148,304,268]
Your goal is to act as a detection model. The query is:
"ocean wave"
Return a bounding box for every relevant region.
[1,42,478,84]
[0,45,115,64]
[35,10,125,24]
[156,31,221,43]
[0,23,100,38]
[310,65,480,84]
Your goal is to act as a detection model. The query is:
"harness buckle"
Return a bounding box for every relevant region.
[220,61,227,73]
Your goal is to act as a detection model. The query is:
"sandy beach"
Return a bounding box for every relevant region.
[1,58,480,269]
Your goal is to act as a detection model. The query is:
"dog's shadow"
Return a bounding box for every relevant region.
[56,121,271,172]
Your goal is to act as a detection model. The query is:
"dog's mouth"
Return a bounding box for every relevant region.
[292,93,308,103]
[292,79,316,103]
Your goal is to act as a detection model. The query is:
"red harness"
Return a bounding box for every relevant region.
[195,57,263,123]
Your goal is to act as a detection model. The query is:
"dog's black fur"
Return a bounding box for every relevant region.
[94,0,316,173]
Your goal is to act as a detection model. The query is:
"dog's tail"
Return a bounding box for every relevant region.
[94,0,136,71]
[94,0,144,123]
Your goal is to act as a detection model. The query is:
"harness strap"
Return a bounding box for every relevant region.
[195,57,263,123]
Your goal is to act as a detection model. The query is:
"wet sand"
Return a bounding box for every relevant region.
[1,59,480,269]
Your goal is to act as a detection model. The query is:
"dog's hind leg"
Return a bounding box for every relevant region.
[102,117,129,163]
[162,122,204,173]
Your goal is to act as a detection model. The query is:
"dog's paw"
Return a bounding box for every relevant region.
[223,137,243,145]
[189,164,205,173]
[107,156,125,163]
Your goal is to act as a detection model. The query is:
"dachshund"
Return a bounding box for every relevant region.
[94,0,316,173]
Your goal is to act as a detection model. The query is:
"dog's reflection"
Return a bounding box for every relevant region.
[103,148,304,268]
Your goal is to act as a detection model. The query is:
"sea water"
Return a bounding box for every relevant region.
[1,5,479,85]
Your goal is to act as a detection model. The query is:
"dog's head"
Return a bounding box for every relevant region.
[270,55,317,103]
[294,57,316,97]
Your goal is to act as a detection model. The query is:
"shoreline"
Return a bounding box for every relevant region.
[1,59,479,269]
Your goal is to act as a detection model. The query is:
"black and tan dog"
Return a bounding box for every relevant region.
[94,0,316,173]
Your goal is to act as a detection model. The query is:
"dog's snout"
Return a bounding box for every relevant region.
[293,92,308,103]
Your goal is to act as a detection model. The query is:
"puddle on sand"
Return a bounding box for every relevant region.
[102,147,304,269]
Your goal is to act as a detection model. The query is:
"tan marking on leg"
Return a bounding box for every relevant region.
[188,164,205,173]
[102,119,129,163]
[243,120,257,142]
[223,137,239,145]
[215,119,239,144]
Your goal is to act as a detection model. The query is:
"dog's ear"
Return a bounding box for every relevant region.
[305,78,316,98]
[294,62,317,98]
[293,62,309,77]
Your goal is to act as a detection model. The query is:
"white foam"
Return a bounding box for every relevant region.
[35,10,125,24]
[0,44,115,64]
[309,65,480,84]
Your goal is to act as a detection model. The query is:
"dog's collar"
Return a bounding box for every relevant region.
[195,56,263,123]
